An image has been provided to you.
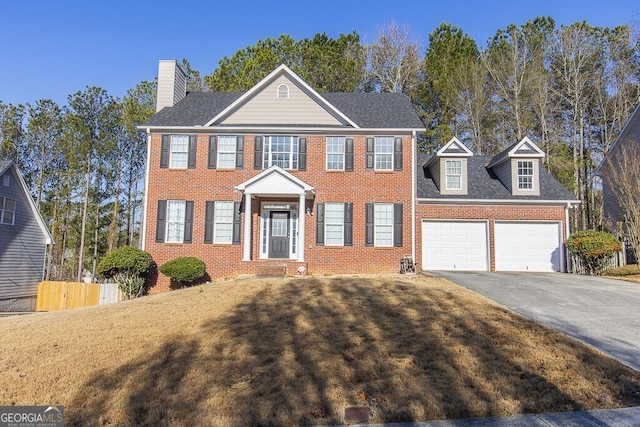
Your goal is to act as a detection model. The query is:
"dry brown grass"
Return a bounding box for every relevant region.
[1,274,640,426]
[605,264,640,283]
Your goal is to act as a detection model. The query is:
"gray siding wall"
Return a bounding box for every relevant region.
[492,161,512,193]
[429,160,441,191]
[0,167,47,301]
[221,75,343,126]
[602,182,624,223]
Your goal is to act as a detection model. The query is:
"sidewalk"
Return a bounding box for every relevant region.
[332,405,640,426]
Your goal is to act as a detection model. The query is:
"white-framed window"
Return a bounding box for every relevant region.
[517,160,534,190]
[166,200,186,243]
[375,136,394,170]
[263,136,299,169]
[374,203,393,246]
[214,201,234,244]
[0,196,16,225]
[445,160,462,190]
[170,135,189,168]
[217,136,237,169]
[325,203,345,246]
[326,136,345,170]
[277,84,289,99]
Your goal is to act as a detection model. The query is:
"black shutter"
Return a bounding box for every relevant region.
[315,203,324,245]
[155,200,167,242]
[393,203,403,247]
[394,137,403,171]
[344,202,353,246]
[188,136,197,169]
[236,137,244,169]
[232,202,241,245]
[204,201,214,244]
[184,201,194,243]
[254,136,263,169]
[160,135,170,168]
[365,203,374,246]
[345,138,354,171]
[366,137,374,170]
[298,137,307,171]
[208,136,217,169]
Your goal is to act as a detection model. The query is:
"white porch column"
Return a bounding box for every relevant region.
[297,193,305,262]
[242,194,252,261]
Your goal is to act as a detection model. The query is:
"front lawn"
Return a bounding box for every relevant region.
[1,275,639,426]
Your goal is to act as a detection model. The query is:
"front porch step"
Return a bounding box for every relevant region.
[255,264,287,278]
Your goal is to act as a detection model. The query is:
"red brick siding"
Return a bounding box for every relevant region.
[145,133,414,292]
[415,203,567,271]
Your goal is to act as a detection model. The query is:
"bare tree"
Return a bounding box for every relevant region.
[367,21,421,98]
[601,141,640,265]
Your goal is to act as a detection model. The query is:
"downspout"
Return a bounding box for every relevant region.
[411,130,417,267]
[140,129,152,250]
[565,202,572,273]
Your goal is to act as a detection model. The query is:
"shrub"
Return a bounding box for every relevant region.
[159,257,207,287]
[97,246,154,298]
[567,230,622,275]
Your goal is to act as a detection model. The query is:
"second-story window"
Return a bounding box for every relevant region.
[170,135,189,169]
[217,136,237,169]
[375,136,394,170]
[445,160,462,190]
[263,136,299,169]
[326,136,345,170]
[517,160,534,190]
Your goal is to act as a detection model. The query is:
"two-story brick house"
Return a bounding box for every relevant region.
[141,60,577,292]
[141,61,425,291]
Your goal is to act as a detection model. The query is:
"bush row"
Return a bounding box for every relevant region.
[96,247,207,298]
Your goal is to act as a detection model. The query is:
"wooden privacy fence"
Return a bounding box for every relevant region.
[36,281,126,311]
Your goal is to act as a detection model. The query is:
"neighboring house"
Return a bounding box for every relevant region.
[0,160,53,311]
[599,103,640,225]
[140,60,577,292]
[597,103,640,263]
[417,137,578,272]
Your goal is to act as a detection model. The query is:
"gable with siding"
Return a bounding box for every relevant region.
[218,74,345,126]
[0,161,52,305]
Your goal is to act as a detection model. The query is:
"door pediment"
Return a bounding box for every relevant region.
[235,166,315,197]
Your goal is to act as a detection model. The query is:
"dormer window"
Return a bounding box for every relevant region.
[517,160,534,190]
[445,160,462,190]
[487,137,544,196]
[425,137,472,195]
[277,84,289,99]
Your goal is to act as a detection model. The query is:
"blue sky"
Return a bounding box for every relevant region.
[1,0,638,106]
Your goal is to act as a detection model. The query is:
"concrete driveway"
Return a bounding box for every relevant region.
[431,271,640,371]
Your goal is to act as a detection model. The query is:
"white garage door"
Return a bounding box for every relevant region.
[494,222,562,272]
[422,221,488,271]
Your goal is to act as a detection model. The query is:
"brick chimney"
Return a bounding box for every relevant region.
[155,60,187,112]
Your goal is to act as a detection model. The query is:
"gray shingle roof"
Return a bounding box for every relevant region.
[142,91,424,129]
[417,154,577,201]
[144,92,244,127]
